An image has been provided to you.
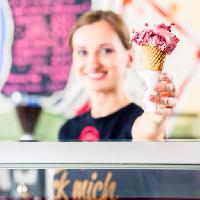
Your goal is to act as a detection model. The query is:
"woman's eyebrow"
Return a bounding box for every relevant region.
[74,46,86,49]
[99,43,113,47]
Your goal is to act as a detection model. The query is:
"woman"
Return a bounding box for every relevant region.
[59,10,176,141]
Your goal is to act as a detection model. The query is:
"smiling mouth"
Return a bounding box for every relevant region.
[86,72,107,80]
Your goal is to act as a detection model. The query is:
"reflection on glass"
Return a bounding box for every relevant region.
[13,169,37,198]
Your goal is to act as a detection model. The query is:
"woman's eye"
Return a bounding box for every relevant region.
[100,48,114,54]
[77,50,87,56]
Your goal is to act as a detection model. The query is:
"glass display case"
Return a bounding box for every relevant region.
[0,141,200,199]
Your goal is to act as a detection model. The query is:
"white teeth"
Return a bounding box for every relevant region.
[87,72,106,79]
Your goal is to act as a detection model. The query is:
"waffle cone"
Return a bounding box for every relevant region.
[141,45,166,71]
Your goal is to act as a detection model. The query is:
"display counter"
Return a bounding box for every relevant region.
[0,141,200,199]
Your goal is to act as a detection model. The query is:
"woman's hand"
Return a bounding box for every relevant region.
[149,72,177,116]
[132,72,177,140]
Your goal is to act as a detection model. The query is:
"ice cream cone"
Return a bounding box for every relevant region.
[141,45,166,71]
[130,23,179,112]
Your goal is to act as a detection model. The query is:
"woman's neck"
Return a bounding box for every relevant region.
[90,89,130,118]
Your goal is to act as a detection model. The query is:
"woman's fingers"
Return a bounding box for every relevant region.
[155,106,174,116]
[147,72,177,116]
[154,82,176,97]
[150,95,176,107]
[154,72,177,98]
[159,72,173,83]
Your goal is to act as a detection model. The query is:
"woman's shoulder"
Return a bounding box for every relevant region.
[100,102,143,123]
[123,102,143,115]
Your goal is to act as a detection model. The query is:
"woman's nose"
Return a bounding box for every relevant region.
[86,54,100,71]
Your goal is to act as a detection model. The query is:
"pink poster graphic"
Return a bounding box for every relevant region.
[2,0,91,96]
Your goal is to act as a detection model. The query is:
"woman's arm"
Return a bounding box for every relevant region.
[132,72,176,140]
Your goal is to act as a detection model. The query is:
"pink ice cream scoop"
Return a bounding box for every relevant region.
[130,23,179,55]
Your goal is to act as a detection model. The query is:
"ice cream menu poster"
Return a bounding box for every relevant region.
[1,0,91,96]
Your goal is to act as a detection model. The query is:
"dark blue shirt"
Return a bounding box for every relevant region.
[59,103,143,141]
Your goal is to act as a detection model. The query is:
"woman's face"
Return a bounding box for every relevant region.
[72,20,133,93]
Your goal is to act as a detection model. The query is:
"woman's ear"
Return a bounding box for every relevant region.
[127,48,134,67]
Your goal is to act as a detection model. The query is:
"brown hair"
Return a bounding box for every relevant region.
[68,10,131,50]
